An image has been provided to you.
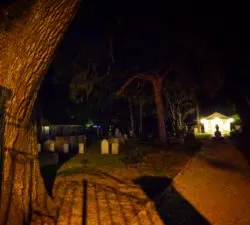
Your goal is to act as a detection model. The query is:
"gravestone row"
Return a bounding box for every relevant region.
[38,138,120,155]
[101,139,119,155]
[37,142,85,154]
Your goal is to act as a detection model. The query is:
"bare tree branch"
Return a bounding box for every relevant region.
[160,66,174,81]
[109,37,115,63]
[116,74,153,96]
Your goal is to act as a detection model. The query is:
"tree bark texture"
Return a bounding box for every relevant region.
[0,0,79,224]
[152,78,167,143]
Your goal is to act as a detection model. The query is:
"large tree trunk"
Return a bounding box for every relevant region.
[152,78,167,143]
[0,1,79,224]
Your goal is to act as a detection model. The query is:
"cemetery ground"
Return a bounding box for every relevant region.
[33,139,250,225]
[33,139,199,225]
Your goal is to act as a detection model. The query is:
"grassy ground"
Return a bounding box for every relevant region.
[195,133,211,139]
[56,139,200,181]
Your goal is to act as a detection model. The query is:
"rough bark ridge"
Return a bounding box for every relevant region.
[0,0,79,224]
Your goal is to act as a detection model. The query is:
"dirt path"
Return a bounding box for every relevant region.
[167,141,250,225]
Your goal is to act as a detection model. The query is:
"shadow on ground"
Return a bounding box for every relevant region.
[40,152,75,197]
[134,176,211,225]
[36,173,211,224]
[201,156,250,177]
[234,138,250,165]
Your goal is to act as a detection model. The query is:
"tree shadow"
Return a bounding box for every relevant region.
[133,176,211,225]
[234,137,250,165]
[39,152,75,197]
[201,156,250,177]
[133,176,171,199]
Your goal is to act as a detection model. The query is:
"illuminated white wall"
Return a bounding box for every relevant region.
[201,118,233,136]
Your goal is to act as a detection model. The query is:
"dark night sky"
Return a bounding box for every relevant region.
[38,0,250,124]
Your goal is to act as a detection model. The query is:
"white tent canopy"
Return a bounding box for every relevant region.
[200,112,234,136]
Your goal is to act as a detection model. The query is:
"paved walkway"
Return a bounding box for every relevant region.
[33,167,164,225]
[53,179,161,225]
[167,141,250,225]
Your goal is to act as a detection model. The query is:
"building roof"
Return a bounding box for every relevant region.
[205,112,230,120]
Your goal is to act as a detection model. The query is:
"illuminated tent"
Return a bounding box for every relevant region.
[200,112,234,136]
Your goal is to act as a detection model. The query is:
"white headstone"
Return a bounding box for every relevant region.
[63,143,69,153]
[101,139,109,154]
[37,144,41,152]
[79,143,84,154]
[49,142,55,152]
[111,142,119,155]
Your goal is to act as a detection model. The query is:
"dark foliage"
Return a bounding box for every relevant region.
[121,143,147,164]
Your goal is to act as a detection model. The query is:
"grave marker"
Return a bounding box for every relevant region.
[37,144,41,152]
[101,139,109,154]
[49,142,55,152]
[111,142,119,155]
[79,143,84,154]
[63,143,69,153]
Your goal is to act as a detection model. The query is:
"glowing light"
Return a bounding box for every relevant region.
[213,117,221,124]
[44,126,49,132]
[200,113,234,136]
[200,118,207,123]
[85,119,94,128]
[42,126,50,135]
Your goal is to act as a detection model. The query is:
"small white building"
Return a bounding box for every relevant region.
[200,112,234,136]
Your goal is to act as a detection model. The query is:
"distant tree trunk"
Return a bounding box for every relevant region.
[128,97,135,136]
[117,68,173,143]
[0,1,79,224]
[152,78,167,143]
[139,99,144,134]
[196,104,201,133]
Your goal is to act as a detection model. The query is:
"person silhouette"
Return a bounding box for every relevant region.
[215,124,221,138]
